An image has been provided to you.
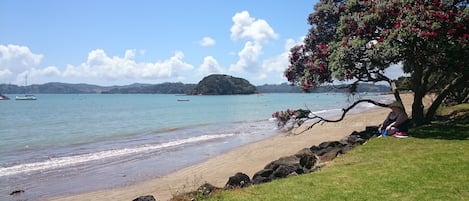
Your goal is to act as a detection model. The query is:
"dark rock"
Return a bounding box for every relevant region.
[343,134,365,145]
[295,148,318,169]
[318,141,342,149]
[299,153,318,169]
[252,169,274,184]
[272,165,298,178]
[132,195,156,201]
[264,156,299,170]
[197,183,221,196]
[295,148,314,157]
[318,146,343,162]
[225,172,251,188]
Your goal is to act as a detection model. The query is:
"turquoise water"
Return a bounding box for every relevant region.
[0,93,389,200]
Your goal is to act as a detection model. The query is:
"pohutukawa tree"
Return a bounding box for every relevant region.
[275,0,468,131]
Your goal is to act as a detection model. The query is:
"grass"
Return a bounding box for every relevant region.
[200,104,469,201]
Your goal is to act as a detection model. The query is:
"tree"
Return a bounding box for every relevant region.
[278,0,468,130]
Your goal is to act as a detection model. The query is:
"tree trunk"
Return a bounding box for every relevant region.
[390,80,405,113]
[411,66,426,126]
[424,75,468,123]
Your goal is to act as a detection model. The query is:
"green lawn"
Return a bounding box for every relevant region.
[201,105,469,201]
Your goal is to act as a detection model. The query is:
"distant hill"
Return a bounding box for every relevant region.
[103,82,196,94]
[0,81,389,94]
[256,83,390,93]
[189,74,257,95]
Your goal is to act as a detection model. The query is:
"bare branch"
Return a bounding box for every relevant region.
[296,99,388,134]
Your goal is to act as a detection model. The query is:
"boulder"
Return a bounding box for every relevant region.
[252,169,274,184]
[197,183,221,196]
[225,172,251,188]
[132,195,156,201]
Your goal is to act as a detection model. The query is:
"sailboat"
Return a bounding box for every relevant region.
[16,75,37,100]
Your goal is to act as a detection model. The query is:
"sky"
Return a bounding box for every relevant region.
[0,0,405,86]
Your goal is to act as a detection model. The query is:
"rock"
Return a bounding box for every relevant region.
[252,169,274,184]
[273,165,298,178]
[318,146,343,162]
[295,148,319,170]
[197,183,221,196]
[132,195,156,201]
[264,156,299,170]
[225,172,251,188]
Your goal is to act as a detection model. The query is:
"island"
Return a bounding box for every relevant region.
[189,74,257,95]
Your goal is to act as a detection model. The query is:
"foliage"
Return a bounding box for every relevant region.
[281,0,469,127]
[271,109,311,128]
[189,74,256,95]
[396,76,412,90]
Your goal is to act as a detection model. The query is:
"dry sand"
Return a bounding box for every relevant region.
[49,94,413,201]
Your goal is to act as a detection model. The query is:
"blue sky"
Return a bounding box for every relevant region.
[1,0,404,86]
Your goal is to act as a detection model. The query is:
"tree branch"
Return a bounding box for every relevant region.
[296,99,388,134]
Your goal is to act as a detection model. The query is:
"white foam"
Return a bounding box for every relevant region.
[0,134,233,177]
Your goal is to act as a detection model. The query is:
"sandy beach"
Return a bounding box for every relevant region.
[49,94,413,201]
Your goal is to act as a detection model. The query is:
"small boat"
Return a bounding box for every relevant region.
[16,94,37,100]
[16,75,37,101]
[0,93,10,100]
[177,99,190,101]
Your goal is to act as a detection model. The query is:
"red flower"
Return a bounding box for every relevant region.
[342,40,348,46]
[420,31,438,38]
[462,34,469,41]
[394,20,402,29]
[447,29,457,35]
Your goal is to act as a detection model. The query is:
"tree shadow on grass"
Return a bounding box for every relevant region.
[410,116,469,140]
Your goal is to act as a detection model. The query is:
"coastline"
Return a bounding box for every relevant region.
[49,94,413,201]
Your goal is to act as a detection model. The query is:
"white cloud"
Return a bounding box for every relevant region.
[227,11,283,80]
[64,49,194,82]
[199,37,216,47]
[0,43,196,85]
[261,38,297,73]
[229,41,262,73]
[0,44,43,73]
[0,69,13,80]
[230,11,278,43]
[257,38,302,82]
[198,56,224,75]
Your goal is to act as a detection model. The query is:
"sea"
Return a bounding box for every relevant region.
[0,93,391,200]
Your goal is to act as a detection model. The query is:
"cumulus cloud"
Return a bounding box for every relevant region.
[64,49,194,81]
[199,37,216,47]
[230,11,278,43]
[229,41,262,73]
[0,43,196,85]
[198,56,224,75]
[0,69,13,79]
[261,38,297,73]
[228,11,281,75]
[0,44,43,73]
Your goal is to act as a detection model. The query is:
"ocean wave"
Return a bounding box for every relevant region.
[0,134,234,177]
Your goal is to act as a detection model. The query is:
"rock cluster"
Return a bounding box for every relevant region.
[134,126,379,201]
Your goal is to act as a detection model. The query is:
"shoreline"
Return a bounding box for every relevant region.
[49,94,412,201]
